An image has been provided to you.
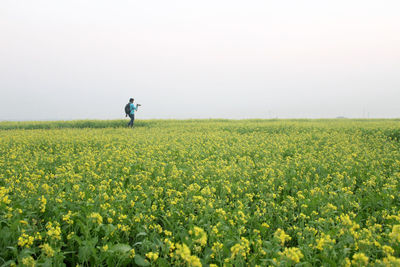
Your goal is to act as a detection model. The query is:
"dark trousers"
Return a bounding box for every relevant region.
[127,114,135,127]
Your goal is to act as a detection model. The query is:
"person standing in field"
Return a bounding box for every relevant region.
[125,98,141,128]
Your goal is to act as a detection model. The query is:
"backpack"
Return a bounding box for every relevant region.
[124,103,131,115]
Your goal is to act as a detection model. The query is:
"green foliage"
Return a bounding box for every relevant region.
[0,119,400,266]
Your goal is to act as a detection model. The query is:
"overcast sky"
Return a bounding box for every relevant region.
[1,0,399,120]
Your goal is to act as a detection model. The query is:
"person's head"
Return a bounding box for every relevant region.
[129,98,134,103]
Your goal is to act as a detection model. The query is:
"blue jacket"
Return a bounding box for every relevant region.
[130,103,138,115]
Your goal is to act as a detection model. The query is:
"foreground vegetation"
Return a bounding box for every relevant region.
[0,119,400,266]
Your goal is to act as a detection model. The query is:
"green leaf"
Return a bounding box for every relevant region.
[134,255,150,266]
[155,258,170,267]
[136,232,147,238]
[42,258,53,267]
[78,238,98,262]
[1,260,16,267]
[78,246,92,262]
[110,243,132,254]
[145,199,152,206]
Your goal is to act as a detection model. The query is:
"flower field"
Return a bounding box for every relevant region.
[0,119,400,266]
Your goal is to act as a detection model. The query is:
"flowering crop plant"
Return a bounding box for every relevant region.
[0,119,400,266]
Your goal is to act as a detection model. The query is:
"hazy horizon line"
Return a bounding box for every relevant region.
[1,117,399,123]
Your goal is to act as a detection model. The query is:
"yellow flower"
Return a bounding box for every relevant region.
[39,195,47,212]
[35,232,42,240]
[380,256,400,266]
[175,243,201,267]
[261,222,270,229]
[389,225,400,243]
[211,241,223,258]
[352,253,368,266]
[274,228,291,246]
[343,258,351,267]
[62,210,74,225]
[129,248,135,259]
[187,255,202,267]
[21,256,36,267]
[175,243,191,261]
[382,245,394,256]
[40,243,55,257]
[146,252,159,261]
[279,247,304,263]
[18,233,35,248]
[67,232,75,240]
[192,226,207,247]
[164,230,172,236]
[89,212,103,224]
[230,237,250,259]
[46,222,61,240]
[315,233,335,251]
[0,186,11,204]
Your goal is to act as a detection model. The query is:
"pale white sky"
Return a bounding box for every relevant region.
[1,0,399,120]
